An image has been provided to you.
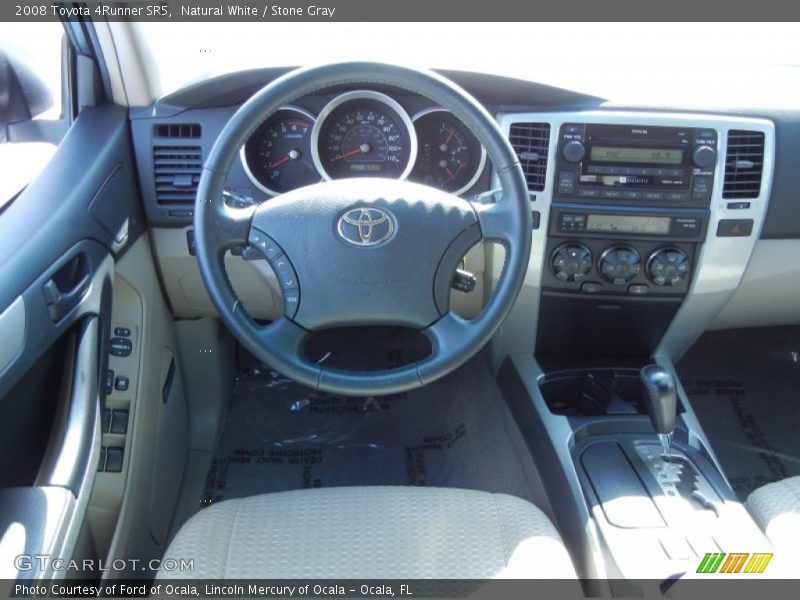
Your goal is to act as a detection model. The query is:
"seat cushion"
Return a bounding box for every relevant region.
[747,476,800,552]
[158,486,576,579]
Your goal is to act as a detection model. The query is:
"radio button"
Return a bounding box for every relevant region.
[691,176,713,201]
[557,171,577,195]
[562,140,586,163]
[666,192,687,201]
[579,188,600,198]
[692,145,717,169]
[644,192,665,201]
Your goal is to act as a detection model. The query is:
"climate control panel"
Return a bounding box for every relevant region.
[598,246,641,286]
[543,238,695,297]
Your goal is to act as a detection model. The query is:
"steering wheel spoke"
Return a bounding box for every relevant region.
[474,200,517,244]
[254,316,317,372]
[213,202,255,249]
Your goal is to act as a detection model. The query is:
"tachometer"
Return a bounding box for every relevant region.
[312,91,417,180]
[241,107,320,195]
[410,108,486,195]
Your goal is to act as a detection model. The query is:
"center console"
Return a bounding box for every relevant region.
[493,111,777,588]
[539,123,719,357]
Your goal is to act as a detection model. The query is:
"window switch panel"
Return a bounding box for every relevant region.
[109,409,129,435]
[105,447,124,472]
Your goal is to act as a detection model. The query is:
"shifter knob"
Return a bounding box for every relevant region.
[640,365,677,459]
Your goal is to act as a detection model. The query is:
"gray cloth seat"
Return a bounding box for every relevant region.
[747,476,800,553]
[158,486,576,579]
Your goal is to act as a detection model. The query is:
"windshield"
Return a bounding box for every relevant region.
[132,22,800,103]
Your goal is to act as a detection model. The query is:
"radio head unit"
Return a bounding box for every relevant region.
[555,123,718,205]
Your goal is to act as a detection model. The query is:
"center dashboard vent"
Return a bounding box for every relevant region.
[153,146,202,204]
[723,130,765,199]
[154,123,201,138]
[509,122,551,192]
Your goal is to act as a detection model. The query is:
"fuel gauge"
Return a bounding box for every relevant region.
[410,108,486,195]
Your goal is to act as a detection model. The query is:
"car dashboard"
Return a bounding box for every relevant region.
[129,67,799,356]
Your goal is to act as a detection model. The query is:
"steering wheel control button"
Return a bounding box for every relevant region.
[110,337,132,357]
[282,289,300,318]
[249,231,284,261]
[598,246,641,285]
[551,244,592,283]
[272,256,298,289]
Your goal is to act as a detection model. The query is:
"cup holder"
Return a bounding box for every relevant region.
[540,368,645,416]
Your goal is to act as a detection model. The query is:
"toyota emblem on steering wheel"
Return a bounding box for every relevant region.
[337,207,396,246]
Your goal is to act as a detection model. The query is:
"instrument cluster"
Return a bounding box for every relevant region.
[240,90,487,197]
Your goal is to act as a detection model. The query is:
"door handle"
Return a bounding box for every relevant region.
[42,253,92,322]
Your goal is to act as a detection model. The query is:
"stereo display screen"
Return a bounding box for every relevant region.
[590,146,683,165]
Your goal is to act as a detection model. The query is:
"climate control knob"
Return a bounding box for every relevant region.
[551,243,593,283]
[647,248,691,287]
[598,246,641,285]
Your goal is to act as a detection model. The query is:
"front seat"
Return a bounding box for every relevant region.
[158,486,576,578]
[747,476,800,553]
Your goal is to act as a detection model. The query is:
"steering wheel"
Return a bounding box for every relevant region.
[195,62,531,396]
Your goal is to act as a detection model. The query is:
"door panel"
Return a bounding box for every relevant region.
[0,104,142,579]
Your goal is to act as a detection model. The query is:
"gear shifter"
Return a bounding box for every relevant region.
[640,365,677,460]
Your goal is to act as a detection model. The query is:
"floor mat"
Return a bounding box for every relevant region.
[203,349,537,504]
[677,326,800,500]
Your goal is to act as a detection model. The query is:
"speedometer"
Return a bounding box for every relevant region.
[312,91,417,180]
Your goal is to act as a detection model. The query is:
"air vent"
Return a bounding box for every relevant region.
[723,130,765,199]
[154,123,201,139]
[153,146,202,204]
[509,122,551,192]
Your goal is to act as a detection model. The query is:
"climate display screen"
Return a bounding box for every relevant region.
[590,146,683,165]
[586,214,671,235]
